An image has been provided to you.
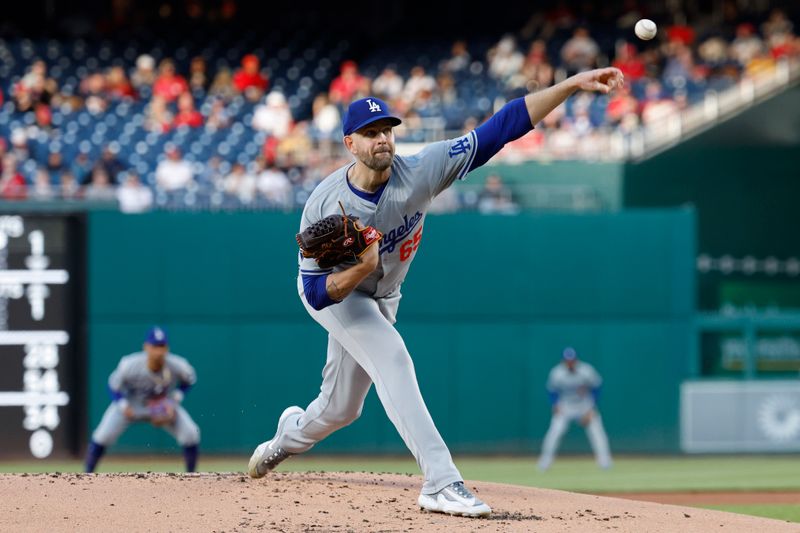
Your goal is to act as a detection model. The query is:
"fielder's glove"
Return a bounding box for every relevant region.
[148,397,176,426]
[296,202,382,268]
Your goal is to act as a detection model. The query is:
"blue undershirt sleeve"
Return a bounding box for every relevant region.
[591,385,601,404]
[302,273,338,311]
[108,385,123,402]
[470,97,533,171]
[548,391,559,406]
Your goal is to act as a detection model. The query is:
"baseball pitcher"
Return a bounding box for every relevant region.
[537,347,612,471]
[248,67,624,517]
[84,326,200,472]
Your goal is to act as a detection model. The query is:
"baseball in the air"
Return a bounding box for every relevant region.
[635,19,657,40]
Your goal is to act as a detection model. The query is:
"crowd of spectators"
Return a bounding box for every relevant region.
[0,4,798,211]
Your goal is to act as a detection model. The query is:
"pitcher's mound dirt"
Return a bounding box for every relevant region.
[1,472,796,532]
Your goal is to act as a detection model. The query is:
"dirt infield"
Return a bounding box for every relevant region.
[1,472,797,533]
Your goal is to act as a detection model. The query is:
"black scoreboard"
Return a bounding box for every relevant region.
[0,214,84,458]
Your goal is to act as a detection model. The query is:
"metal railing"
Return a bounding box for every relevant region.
[632,58,799,160]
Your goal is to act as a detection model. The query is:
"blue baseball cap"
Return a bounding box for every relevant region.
[562,347,578,361]
[145,326,169,346]
[342,96,402,136]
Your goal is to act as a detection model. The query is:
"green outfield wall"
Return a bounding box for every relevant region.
[465,161,624,211]
[86,209,695,454]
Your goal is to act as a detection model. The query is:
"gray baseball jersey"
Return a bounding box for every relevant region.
[547,361,602,415]
[298,130,478,297]
[109,352,196,408]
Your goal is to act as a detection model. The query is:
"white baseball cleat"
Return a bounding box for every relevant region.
[248,406,304,478]
[418,481,492,517]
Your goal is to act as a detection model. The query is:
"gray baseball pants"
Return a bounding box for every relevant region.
[538,407,612,470]
[92,402,201,447]
[277,281,462,494]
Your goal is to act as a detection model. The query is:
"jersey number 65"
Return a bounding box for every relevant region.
[399,228,423,261]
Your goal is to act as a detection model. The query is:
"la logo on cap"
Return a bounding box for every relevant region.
[366,99,381,113]
[153,328,165,341]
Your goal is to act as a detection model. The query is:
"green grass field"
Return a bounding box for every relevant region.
[3,455,799,522]
[704,505,800,523]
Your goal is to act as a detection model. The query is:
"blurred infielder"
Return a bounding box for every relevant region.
[537,347,612,471]
[85,326,200,472]
[248,67,625,517]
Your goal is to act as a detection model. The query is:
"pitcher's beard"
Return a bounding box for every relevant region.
[364,151,393,171]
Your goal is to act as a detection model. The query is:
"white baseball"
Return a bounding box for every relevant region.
[635,19,657,40]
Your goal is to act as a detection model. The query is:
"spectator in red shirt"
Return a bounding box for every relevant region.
[768,31,796,60]
[1,154,28,200]
[666,16,696,46]
[173,92,204,129]
[329,60,368,104]
[106,66,137,100]
[153,59,189,102]
[612,42,646,81]
[233,54,269,102]
[605,83,638,125]
[35,102,53,129]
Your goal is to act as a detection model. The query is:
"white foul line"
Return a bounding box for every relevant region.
[0,392,70,406]
[0,331,70,345]
[0,270,69,284]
